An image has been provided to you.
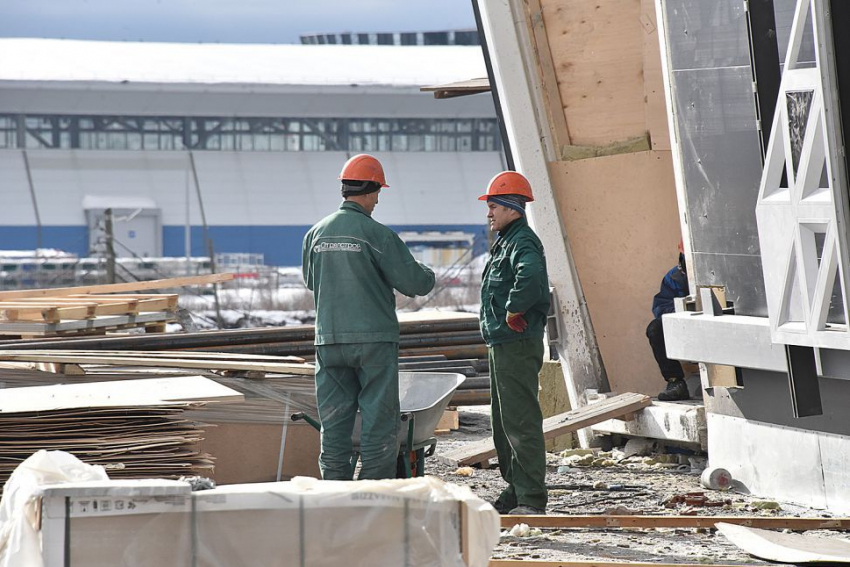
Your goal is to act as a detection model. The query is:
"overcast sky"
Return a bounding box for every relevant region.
[0,0,477,44]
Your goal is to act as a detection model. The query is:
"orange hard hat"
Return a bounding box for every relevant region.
[478,171,534,202]
[339,154,389,188]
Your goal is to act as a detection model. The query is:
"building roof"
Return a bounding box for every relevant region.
[0,38,486,88]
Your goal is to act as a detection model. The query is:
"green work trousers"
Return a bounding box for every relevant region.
[315,342,400,480]
[489,337,547,511]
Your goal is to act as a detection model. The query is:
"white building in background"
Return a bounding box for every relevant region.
[0,39,503,268]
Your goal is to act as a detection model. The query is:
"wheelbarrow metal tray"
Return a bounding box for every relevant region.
[399,371,465,446]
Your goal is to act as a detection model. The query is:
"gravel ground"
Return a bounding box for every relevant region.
[426,406,846,565]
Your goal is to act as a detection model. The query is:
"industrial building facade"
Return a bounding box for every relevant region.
[0,39,502,267]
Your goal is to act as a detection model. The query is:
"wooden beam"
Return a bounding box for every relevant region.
[71,294,180,310]
[499,515,850,530]
[18,350,306,363]
[420,77,490,99]
[0,350,315,375]
[436,393,651,467]
[524,0,572,147]
[0,273,234,301]
[490,561,760,567]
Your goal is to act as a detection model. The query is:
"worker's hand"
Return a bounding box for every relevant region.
[506,311,528,332]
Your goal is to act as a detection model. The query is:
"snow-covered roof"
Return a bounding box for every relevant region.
[0,38,486,88]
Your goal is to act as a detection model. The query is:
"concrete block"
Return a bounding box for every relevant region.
[591,400,707,449]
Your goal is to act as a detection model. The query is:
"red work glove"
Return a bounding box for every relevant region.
[506,311,528,333]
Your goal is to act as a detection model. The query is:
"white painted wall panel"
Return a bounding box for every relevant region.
[819,432,850,513]
[4,149,503,227]
[707,413,831,510]
[23,151,192,225]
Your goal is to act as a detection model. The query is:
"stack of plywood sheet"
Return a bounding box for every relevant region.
[0,376,242,483]
[0,273,233,337]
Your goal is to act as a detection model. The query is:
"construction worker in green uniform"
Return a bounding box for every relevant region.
[302,154,436,480]
[479,171,550,515]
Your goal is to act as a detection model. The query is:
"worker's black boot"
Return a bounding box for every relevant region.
[657,378,689,401]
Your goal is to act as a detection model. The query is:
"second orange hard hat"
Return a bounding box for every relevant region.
[478,171,534,202]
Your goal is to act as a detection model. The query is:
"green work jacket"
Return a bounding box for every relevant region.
[480,217,550,346]
[302,200,435,345]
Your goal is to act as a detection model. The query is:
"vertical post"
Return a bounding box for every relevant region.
[188,152,223,328]
[185,164,192,275]
[21,150,43,251]
[785,345,824,417]
[104,208,116,285]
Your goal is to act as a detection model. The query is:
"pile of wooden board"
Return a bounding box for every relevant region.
[0,349,315,376]
[0,273,233,337]
[0,376,242,483]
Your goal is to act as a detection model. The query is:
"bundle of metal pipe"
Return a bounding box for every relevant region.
[0,315,492,405]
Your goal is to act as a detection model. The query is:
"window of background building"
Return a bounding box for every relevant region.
[0,115,500,153]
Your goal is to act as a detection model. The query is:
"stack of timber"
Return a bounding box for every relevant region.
[0,376,242,484]
[0,312,493,405]
[0,273,233,337]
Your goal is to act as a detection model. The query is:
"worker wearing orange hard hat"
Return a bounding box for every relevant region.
[302,154,435,480]
[478,170,550,515]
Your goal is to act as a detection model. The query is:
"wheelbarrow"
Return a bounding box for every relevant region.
[292,372,465,478]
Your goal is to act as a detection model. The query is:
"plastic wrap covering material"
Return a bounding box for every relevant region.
[28,462,499,567]
[0,450,109,567]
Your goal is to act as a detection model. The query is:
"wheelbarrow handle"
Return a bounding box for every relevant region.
[291,412,322,431]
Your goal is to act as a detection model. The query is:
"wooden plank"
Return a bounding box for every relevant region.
[0,375,243,413]
[0,351,315,375]
[499,515,850,530]
[13,349,305,364]
[715,522,850,563]
[0,273,234,301]
[490,561,760,567]
[641,0,671,150]
[420,78,490,99]
[72,294,180,310]
[524,0,572,147]
[435,393,650,467]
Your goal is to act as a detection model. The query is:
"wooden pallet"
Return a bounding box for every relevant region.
[0,294,178,323]
[0,273,232,336]
[436,392,651,468]
[0,312,176,337]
